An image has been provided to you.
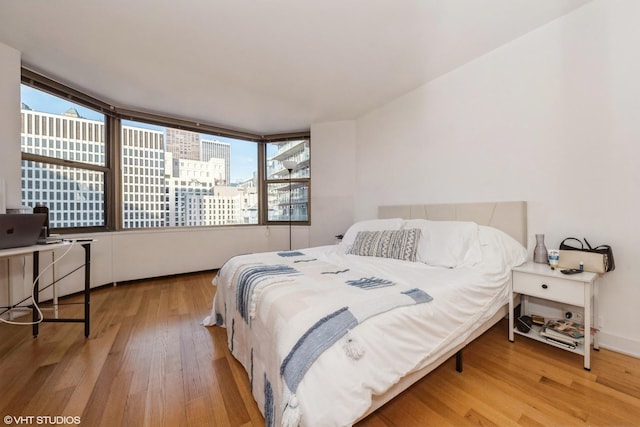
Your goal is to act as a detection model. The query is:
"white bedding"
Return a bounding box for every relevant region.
[204,224,526,427]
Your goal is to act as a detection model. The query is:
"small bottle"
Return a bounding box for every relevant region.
[579,261,584,271]
[33,203,49,237]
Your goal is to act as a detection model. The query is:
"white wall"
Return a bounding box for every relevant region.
[0,42,21,209]
[353,0,640,356]
[0,42,26,312]
[309,121,357,247]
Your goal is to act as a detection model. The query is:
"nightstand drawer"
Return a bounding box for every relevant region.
[512,271,585,306]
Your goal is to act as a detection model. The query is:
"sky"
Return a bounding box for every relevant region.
[20,85,260,183]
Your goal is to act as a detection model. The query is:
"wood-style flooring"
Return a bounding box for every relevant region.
[1,271,639,426]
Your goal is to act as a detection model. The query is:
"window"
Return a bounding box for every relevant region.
[264,139,310,223]
[121,121,258,228]
[20,84,107,229]
[20,69,309,232]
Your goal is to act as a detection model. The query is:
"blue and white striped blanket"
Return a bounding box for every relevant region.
[207,250,433,427]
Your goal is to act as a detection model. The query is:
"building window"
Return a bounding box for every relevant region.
[264,139,310,224]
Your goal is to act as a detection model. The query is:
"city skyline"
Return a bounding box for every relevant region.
[21,85,259,184]
[19,84,309,230]
[20,104,309,229]
[20,107,259,228]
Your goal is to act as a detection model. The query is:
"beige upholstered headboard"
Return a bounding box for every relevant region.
[378,201,527,247]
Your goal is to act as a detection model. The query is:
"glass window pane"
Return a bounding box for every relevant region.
[265,139,310,179]
[121,121,258,228]
[267,182,309,222]
[20,85,105,167]
[265,138,310,223]
[20,84,106,229]
[21,160,105,228]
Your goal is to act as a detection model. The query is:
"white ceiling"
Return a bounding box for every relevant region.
[0,0,590,136]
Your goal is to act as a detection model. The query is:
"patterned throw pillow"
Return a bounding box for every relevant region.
[347,229,419,261]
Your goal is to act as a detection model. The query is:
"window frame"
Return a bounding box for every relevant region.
[260,137,311,226]
[20,67,310,232]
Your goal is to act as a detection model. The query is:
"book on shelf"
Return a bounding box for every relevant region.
[539,319,585,345]
[539,328,583,345]
[544,318,584,338]
[543,336,577,350]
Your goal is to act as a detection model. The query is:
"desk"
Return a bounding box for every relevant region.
[0,240,92,337]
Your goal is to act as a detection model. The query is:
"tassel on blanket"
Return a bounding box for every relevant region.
[342,330,364,360]
[282,394,301,427]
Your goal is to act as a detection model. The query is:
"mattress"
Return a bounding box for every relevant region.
[204,223,526,426]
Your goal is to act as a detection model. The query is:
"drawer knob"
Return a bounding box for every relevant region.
[541,284,548,289]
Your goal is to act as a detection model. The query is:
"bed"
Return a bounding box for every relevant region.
[204,201,528,426]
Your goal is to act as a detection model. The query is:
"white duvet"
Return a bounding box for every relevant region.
[204,226,526,426]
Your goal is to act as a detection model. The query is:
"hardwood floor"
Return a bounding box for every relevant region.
[1,271,639,426]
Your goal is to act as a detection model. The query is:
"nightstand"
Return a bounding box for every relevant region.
[509,262,598,370]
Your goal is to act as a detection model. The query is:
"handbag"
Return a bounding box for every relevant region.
[558,237,615,273]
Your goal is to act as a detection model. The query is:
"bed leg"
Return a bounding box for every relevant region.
[456,350,463,373]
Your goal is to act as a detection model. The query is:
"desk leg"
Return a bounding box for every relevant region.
[82,243,91,338]
[32,251,39,337]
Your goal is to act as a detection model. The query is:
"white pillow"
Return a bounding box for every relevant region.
[478,225,527,270]
[402,219,482,268]
[341,218,403,248]
[400,219,430,263]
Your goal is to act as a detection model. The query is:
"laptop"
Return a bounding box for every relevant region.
[0,213,47,250]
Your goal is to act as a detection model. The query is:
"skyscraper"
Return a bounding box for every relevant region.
[165,157,251,226]
[20,106,105,228]
[165,128,200,161]
[121,125,167,228]
[201,139,231,185]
